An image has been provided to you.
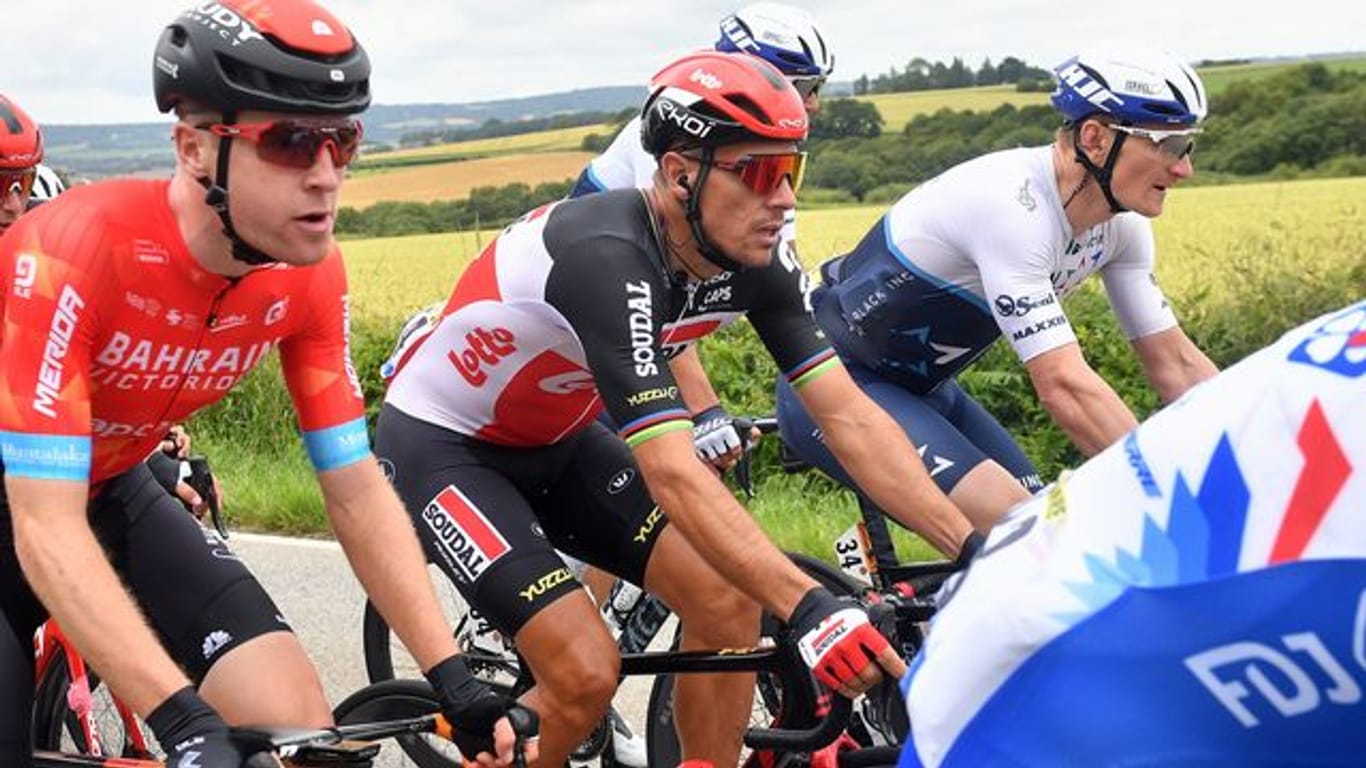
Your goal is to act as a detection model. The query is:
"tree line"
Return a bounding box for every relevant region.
[334,63,1366,236]
[852,56,1053,95]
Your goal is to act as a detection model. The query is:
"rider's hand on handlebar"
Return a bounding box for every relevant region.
[789,587,907,699]
[426,655,540,766]
[691,405,758,471]
[146,687,252,767]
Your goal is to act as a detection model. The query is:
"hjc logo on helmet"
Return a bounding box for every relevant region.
[185,2,266,48]
[1055,62,1125,114]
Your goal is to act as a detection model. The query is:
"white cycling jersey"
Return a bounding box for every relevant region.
[899,300,1366,766]
[569,115,798,246]
[818,145,1176,391]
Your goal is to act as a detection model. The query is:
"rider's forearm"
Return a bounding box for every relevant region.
[9,477,190,717]
[635,432,815,620]
[321,460,459,672]
[1150,347,1219,404]
[669,346,722,413]
[1038,371,1139,456]
[814,398,973,557]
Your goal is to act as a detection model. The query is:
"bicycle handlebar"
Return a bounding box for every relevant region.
[743,692,852,751]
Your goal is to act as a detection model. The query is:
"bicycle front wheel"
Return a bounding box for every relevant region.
[31,647,159,760]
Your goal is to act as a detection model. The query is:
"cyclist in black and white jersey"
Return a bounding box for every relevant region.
[778,46,1220,528]
[570,2,834,467]
[377,51,978,767]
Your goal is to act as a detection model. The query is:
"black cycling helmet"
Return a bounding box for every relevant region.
[153,0,369,266]
[154,0,370,116]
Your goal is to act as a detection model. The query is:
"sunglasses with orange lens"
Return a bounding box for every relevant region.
[198,119,364,169]
[699,151,807,196]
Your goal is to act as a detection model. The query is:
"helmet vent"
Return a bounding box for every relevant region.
[724,93,772,126]
[217,54,366,108]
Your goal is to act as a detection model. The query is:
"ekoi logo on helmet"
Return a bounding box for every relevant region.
[654,98,714,141]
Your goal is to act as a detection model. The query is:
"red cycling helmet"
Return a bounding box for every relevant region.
[0,94,43,170]
[153,0,370,116]
[640,50,808,158]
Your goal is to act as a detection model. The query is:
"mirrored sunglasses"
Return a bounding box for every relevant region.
[1111,124,1200,160]
[703,151,807,195]
[197,119,364,169]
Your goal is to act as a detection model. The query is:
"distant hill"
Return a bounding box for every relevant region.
[43,85,647,179]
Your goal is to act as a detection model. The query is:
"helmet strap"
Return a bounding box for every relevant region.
[198,111,278,266]
[1070,123,1128,214]
[683,148,747,274]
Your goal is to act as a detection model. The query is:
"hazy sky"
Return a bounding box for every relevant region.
[6,0,1361,125]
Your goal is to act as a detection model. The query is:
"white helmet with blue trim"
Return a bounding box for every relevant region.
[1051,46,1207,127]
[715,3,834,78]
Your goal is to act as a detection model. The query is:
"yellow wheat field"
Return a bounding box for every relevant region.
[360,123,618,164]
[340,150,593,208]
[342,176,1366,326]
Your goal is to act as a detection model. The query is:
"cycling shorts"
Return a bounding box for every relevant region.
[375,404,667,637]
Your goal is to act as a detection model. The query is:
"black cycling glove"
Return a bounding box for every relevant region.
[426,655,539,760]
[146,687,249,768]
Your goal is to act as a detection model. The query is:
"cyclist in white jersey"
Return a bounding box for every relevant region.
[570,3,833,468]
[778,46,1218,530]
[900,299,1366,766]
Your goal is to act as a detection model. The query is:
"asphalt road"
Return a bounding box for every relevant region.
[231,531,661,766]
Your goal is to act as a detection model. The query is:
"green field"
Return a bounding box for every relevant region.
[859,85,1050,130]
[1197,56,1366,95]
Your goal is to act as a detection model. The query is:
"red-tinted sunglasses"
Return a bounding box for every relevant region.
[1,168,36,201]
[694,151,807,196]
[197,119,364,169]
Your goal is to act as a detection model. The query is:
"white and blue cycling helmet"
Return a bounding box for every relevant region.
[715,3,834,79]
[1050,46,1207,127]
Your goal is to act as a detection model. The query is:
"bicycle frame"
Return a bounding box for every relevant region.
[33,620,154,759]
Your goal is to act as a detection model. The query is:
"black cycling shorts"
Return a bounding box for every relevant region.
[0,461,289,762]
[375,404,666,637]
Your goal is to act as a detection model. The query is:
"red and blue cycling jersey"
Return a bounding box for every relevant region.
[0,179,370,484]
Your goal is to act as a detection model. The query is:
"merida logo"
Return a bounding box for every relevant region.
[34,286,85,419]
[625,281,658,377]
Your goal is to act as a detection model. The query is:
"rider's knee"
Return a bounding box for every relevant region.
[674,577,760,640]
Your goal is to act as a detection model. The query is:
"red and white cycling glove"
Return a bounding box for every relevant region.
[788,587,895,692]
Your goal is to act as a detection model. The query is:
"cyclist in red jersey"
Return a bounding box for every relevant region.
[0,94,43,236]
[0,2,535,767]
[376,52,981,767]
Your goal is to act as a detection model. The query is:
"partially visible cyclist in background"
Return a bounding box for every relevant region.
[900,299,1365,766]
[25,165,66,211]
[778,46,1218,526]
[0,93,43,236]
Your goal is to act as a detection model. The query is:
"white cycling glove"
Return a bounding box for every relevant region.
[691,405,743,463]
